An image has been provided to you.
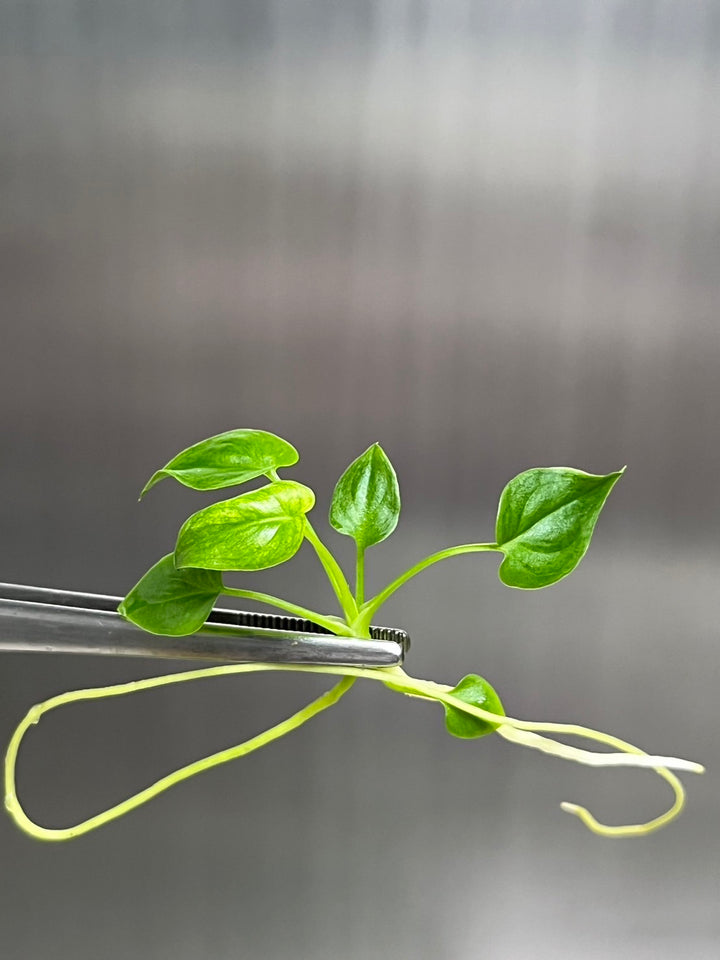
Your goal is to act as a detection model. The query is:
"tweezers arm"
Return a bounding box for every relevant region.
[0,585,405,667]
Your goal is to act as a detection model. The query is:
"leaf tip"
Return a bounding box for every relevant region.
[138,472,163,500]
[601,466,626,493]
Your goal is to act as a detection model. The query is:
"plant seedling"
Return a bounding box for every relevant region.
[4,430,703,841]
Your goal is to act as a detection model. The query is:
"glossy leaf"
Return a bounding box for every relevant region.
[444,674,505,739]
[329,443,400,549]
[140,429,298,497]
[495,466,624,589]
[118,554,221,636]
[175,480,315,571]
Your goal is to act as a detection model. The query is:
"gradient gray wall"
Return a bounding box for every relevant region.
[1,2,719,957]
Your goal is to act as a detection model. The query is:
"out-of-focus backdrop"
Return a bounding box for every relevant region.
[1,2,719,957]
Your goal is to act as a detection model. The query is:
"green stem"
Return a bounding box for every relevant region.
[263,470,356,622]
[5,663,702,842]
[220,585,354,637]
[303,520,357,621]
[362,543,500,620]
[5,675,356,842]
[355,545,365,608]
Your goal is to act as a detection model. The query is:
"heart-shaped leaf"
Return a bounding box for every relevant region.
[175,480,315,571]
[444,674,505,739]
[140,429,299,497]
[496,467,624,589]
[118,554,221,636]
[329,443,400,549]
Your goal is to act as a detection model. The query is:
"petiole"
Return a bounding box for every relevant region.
[355,544,365,607]
[220,585,355,636]
[302,519,358,622]
[361,543,499,623]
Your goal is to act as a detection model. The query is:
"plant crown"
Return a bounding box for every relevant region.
[5,429,703,842]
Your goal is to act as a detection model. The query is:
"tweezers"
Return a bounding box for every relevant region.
[0,583,409,667]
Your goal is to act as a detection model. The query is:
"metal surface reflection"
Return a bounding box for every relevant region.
[1,2,719,958]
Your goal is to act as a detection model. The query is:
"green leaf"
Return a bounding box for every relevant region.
[118,554,221,636]
[444,674,505,739]
[140,429,299,497]
[175,480,315,571]
[329,443,400,549]
[495,466,624,589]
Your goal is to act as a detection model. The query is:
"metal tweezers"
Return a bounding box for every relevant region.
[0,582,408,667]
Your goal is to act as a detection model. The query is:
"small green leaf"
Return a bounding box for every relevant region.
[140,429,299,497]
[118,554,221,636]
[495,466,624,589]
[329,443,400,549]
[444,674,505,739]
[175,480,315,571]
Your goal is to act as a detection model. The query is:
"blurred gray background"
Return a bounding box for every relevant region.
[1,1,719,957]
